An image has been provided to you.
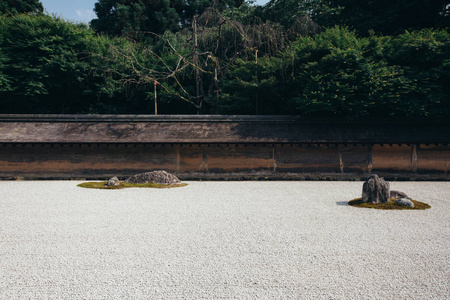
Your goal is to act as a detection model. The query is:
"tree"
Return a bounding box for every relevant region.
[0,0,43,15]
[0,17,11,93]
[87,29,205,114]
[183,0,244,23]
[281,26,450,121]
[219,57,290,114]
[90,0,244,38]
[331,0,450,35]
[89,4,291,114]
[0,14,92,113]
[256,0,341,30]
[284,27,413,120]
[383,29,450,119]
[91,0,184,37]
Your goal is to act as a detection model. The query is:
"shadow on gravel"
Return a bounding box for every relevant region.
[336,201,349,206]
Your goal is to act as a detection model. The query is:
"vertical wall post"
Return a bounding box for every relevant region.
[273,146,277,172]
[176,147,180,174]
[412,144,418,172]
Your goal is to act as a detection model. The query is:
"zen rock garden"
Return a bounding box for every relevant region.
[350,174,430,210]
[108,170,181,186]
[362,174,414,207]
[79,170,430,210]
[78,170,186,189]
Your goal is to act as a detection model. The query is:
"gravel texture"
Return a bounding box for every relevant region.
[0,181,449,299]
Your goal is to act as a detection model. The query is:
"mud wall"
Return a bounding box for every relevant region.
[0,143,448,180]
[0,115,448,180]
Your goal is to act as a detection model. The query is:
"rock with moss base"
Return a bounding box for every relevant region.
[362,174,390,203]
[107,176,120,186]
[125,170,181,185]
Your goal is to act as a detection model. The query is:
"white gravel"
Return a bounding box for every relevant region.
[0,181,449,299]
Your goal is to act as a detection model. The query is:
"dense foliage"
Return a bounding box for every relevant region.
[0,0,449,120]
[283,27,450,119]
[0,14,93,113]
[90,0,244,37]
[330,0,450,35]
[0,0,43,15]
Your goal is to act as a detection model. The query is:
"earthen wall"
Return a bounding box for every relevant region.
[0,115,448,180]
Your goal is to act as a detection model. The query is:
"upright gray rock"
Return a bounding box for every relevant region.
[107,176,120,186]
[362,174,390,203]
[125,170,181,185]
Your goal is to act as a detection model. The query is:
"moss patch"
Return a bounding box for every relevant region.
[348,198,431,210]
[78,181,187,189]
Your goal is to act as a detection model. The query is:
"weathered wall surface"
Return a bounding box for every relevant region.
[1,114,449,144]
[0,115,448,180]
[0,143,448,180]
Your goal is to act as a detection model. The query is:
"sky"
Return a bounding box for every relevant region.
[40,0,271,24]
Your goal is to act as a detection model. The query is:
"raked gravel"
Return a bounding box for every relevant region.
[0,181,449,299]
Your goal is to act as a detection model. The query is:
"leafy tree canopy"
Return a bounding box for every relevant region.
[0,1,449,119]
[0,0,43,15]
[0,14,93,113]
[90,0,244,37]
[257,0,450,35]
[256,0,341,29]
[330,0,450,35]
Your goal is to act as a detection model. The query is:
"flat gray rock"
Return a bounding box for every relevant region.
[395,198,414,208]
[107,176,120,186]
[390,190,409,199]
[124,170,181,185]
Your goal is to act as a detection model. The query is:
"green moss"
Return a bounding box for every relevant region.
[77,181,188,189]
[348,198,431,210]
